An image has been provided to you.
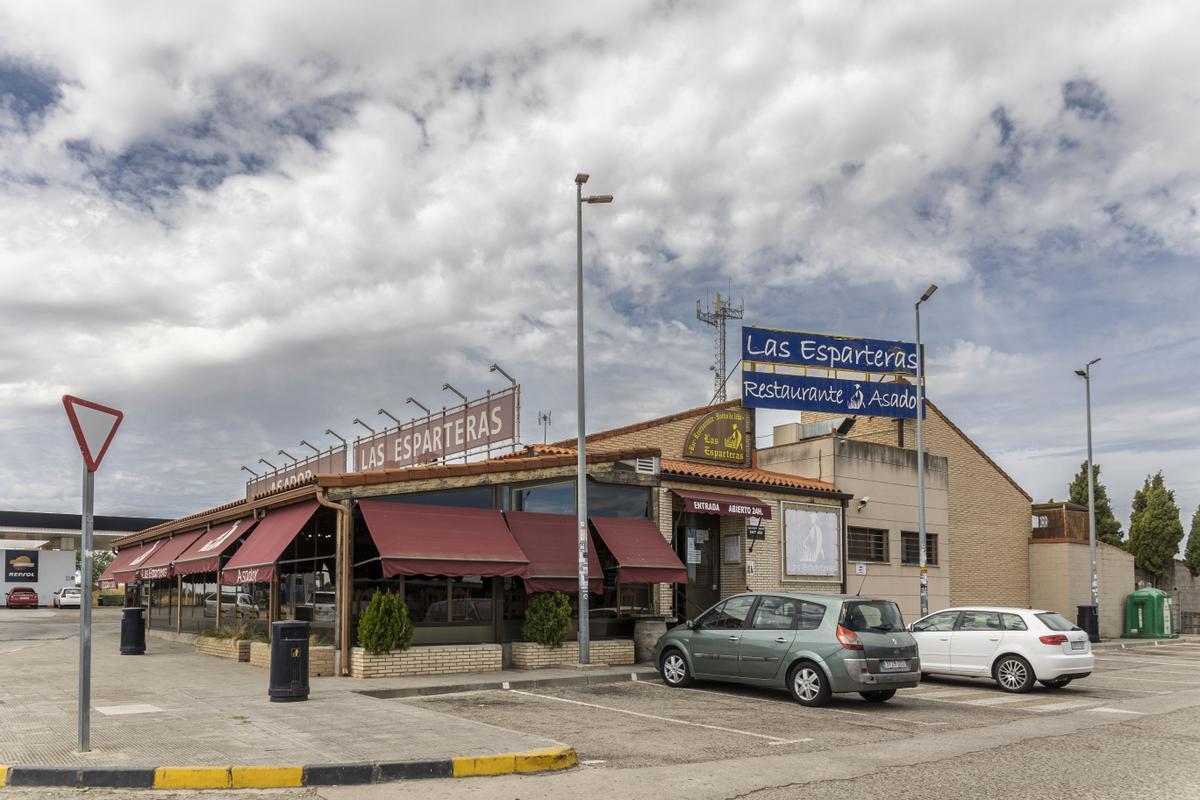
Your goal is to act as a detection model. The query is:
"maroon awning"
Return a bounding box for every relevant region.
[173,517,257,577]
[670,488,772,519]
[505,511,602,594]
[134,531,203,581]
[110,539,165,585]
[222,501,319,585]
[589,517,687,584]
[359,500,529,579]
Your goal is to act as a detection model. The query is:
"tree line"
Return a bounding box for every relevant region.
[1067,463,1200,582]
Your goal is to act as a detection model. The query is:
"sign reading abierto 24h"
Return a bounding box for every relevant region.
[741,326,924,419]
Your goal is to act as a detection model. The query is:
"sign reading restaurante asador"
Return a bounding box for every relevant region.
[683,408,751,466]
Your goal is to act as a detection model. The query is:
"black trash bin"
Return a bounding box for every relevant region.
[120,606,146,655]
[1077,604,1100,644]
[269,620,310,702]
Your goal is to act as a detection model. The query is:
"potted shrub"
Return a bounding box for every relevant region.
[513,591,575,668]
[350,590,416,678]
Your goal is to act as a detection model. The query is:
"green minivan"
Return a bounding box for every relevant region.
[654,592,920,706]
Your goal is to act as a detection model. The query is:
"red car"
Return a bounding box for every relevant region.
[5,587,39,608]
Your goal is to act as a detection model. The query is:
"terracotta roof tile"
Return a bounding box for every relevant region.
[660,458,841,495]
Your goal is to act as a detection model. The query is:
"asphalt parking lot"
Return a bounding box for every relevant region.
[402,641,1200,770]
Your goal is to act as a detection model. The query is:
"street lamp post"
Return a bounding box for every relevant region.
[574,173,613,665]
[1075,358,1101,641]
[915,284,938,618]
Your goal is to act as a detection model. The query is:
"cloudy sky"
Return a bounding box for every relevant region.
[1,1,1196,538]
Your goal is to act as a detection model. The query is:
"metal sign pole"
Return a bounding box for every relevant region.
[79,466,94,752]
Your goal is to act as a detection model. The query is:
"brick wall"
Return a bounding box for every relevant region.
[194,637,250,662]
[249,641,336,676]
[349,644,502,678]
[511,640,635,668]
[802,408,1031,608]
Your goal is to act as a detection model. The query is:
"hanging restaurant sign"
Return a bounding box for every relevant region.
[682,407,752,466]
[247,446,346,499]
[742,371,922,420]
[354,385,519,472]
[742,326,920,376]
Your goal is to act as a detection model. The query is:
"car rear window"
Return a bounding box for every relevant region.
[841,600,904,633]
[1036,612,1077,631]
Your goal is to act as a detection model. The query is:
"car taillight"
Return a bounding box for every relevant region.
[1039,634,1068,646]
[836,624,864,651]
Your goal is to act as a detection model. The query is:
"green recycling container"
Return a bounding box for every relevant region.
[1122,588,1178,639]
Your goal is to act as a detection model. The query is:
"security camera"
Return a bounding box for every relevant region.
[857,497,870,510]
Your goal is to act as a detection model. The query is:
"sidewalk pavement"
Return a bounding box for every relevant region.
[1091,634,1200,652]
[0,626,648,772]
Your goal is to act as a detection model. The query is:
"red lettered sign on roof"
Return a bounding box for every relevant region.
[62,395,123,472]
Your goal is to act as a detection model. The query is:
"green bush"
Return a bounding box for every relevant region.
[198,623,254,640]
[357,590,414,654]
[522,591,573,648]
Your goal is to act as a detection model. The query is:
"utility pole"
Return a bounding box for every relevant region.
[696,293,744,402]
[538,410,552,444]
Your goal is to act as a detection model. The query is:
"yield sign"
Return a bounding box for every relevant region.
[62,395,124,472]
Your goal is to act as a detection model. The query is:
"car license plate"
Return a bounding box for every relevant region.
[881,659,908,671]
[1071,640,1086,650]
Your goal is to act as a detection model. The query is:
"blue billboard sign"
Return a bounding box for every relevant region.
[741,371,923,419]
[742,326,920,376]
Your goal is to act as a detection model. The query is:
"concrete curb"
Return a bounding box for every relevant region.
[0,747,577,789]
[356,666,658,699]
[1091,637,1196,652]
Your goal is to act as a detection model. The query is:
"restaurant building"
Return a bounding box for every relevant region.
[108,401,851,675]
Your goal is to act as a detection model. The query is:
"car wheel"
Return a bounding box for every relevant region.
[788,661,832,707]
[859,689,897,703]
[660,649,693,688]
[1040,677,1072,689]
[993,655,1034,693]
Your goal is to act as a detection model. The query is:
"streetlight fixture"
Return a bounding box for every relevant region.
[442,383,468,404]
[278,449,298,463]
[240,465,259,478]
[915,283,938,618]
[324,429,347,447]
[406,397,430,416]
[258,458,278,471]
[299,440,321,455]
[489,362,517,386]
[378,408,402,426]
[1075,357,1102,642]
[575,171,614,665]
[352,418,376,436]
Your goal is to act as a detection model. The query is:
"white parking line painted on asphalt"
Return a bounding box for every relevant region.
[1085,675,1200,686]
[506,689,814,744]
[959,695,1037,706]
[1028,700,1094,713]
[906,689,989,700]
[1089,708,1144,715]
[636,679,947,726]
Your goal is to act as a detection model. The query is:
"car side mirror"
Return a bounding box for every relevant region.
[906,623,914,632]
[686,619,696,630]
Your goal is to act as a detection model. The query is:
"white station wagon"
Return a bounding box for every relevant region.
[908,606,1093,692]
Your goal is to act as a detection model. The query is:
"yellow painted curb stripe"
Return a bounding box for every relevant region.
[453,747,577,777]
[231,765,303,788]
[0,765,8,788]
[154,766,232,789]
[515,746,577,773]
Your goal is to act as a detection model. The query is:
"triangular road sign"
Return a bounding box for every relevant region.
[63,395,124,472]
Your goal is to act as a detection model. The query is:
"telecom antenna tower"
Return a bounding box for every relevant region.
[696,292,744,402]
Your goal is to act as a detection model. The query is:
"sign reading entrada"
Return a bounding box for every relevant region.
[355,386,518,472]
[742,326,920,376]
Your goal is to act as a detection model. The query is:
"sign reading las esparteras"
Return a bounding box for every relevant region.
[742,326,920,376]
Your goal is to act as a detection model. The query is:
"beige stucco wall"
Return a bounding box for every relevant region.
[759,436,950,620]
[798,409,1031,608]
[1029,540,1134,639]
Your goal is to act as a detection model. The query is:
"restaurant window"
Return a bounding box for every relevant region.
[847,527,889,563]
[382,486,495,509]
[901,532,938,565]
[514,481,575,515]
[404,577,495,625]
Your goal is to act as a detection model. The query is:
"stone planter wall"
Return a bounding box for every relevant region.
[511,639,635,669]
[350,644,502,679]
[249,642,336,677]
[194,637,251,662]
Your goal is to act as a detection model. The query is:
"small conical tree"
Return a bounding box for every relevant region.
[356,590,414,654]
[522,591,573,648]
[1127,472,1184,584]
[1184,507,1200,578]
[1068,462,1124,547]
